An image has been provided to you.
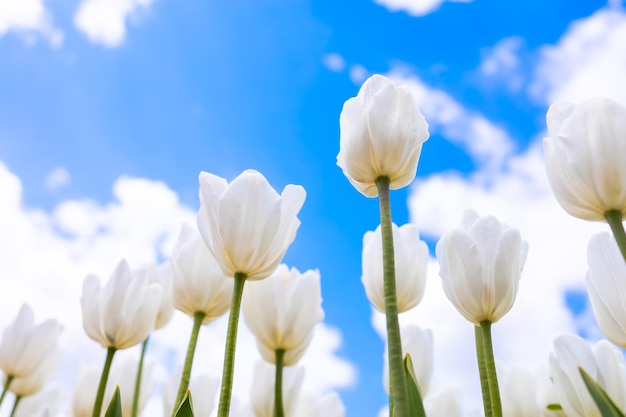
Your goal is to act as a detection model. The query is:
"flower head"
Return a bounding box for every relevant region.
[337,74,429,197]
[243,264,323,366]
[436,210,528,325]
[543,97,626,221]
[171,223,233,324]
[81,259,163,349]
[198,169,306,281]
[361,223,428,313]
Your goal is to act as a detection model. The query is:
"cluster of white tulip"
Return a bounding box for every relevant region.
[1,73,626,417]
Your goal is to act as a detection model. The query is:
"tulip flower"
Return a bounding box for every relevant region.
[134,263,174,331]
[6,348,62,397]
[361,223,428,313]
[549,334,626,417]
[197,169,306,281]
[0,304,63,395]
[250,361,304,417]
[11,387,64,417]
[383,325,433,398]
[242,264,324,366]
[544,98,626,222]
[163,369,218,417]
[294,392,345,417]
[171,223,233,324]
[81,259,163,350]
[337,74,429,197]
[586,232,626,347]
[424,388,464,417]
[436,209,528,325]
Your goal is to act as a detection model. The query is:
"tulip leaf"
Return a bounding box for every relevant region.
[174,390,196,417]
[104,386,122,417]
[547,404,563,411]
[404,354,427,417]
[579,367,626,417]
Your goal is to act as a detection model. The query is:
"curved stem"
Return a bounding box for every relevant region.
[92,347,117,417]
[376,176,409,417]
[0,375,14,409]
[605,210,626,261]
[475,325,493,417]
[173,311,206,415]
[132,336,149,417]
[274,349,285,417]
[217,272,247,417]
[480,321,502,417]
[9,396,21,417]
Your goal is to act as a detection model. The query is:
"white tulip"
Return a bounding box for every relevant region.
[7,348,61,397]
[250,361,303,417]
[243,264,323,366]
[162,368,218,417]
[171,223,233,324]
[436,209,528,325]
[337,74,429,197]
[587,232,626,347]
[135,263,174,330]
[198,169,306,281]
[500,365,560,417]
[0,304,63,380]
[383,325,433,398]
[12,387,65,417]
[293,392,345,417]
[361,223,428,313]
[549,334,626,417]
[543,97,626,221]
[424,388,463,417]
[81,259,163,350]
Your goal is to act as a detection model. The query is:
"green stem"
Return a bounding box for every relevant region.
[132,336,149,417]
[173,311,206,415]
[0,375,14,409]
[274,349,285,417]
[92,347,117,417]
[605,210,626,261]
[475,326,493,417]
[9,396,21,417]
[376,176,409,417]
[480,321,502,417]
[217,272,247,417]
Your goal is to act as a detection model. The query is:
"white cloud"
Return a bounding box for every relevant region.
[388,70,515,170]
[323,53,347,73]
[0,161,354,414]
[74,0,154,47]
[373,0,471,17]
[478,36,526,92]
[44,167,71,191]
[532,6,626,105]
[0,0,63,47]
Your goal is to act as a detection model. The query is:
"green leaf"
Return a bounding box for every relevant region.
[547,403,563,411]
[104,386,122,417]
[404,354,427,417]
[174,390,195,417]
[579,367,626,417]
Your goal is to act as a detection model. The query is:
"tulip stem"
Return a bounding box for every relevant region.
[475,326,493,417]
[217,272,247,417]
[375,176,410,417]
[9,396,21,417]
[605,210,626,261]
[132,336,149,417]
[92,347,117,417]
[480,321,502,417]
[274,349,285,417]
[0,375,13,408]
[173,311,206,415]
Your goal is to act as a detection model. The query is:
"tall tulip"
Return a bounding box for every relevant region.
[586,232,626,347]
[361,223,428,313]
[549,334,626,417]
[337,74,429,198]
[198,169,306,417]
[0,304,63,406]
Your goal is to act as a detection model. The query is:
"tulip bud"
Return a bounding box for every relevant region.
[586,232,626,347]
[198,169,306,281]
[171,223,233,324]
[243,264,324,366]
[361,223,428,313]
[337,74,429,197]
[549,334,626,417]
[436,210,528,325]
[543,97,626,221]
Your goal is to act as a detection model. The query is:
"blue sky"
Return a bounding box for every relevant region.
[1,0,624,416]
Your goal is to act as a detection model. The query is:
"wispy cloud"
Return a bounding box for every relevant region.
[372,0,472,17]
[0,0,63,46]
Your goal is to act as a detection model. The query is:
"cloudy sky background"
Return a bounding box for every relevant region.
[0,0,625,415]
